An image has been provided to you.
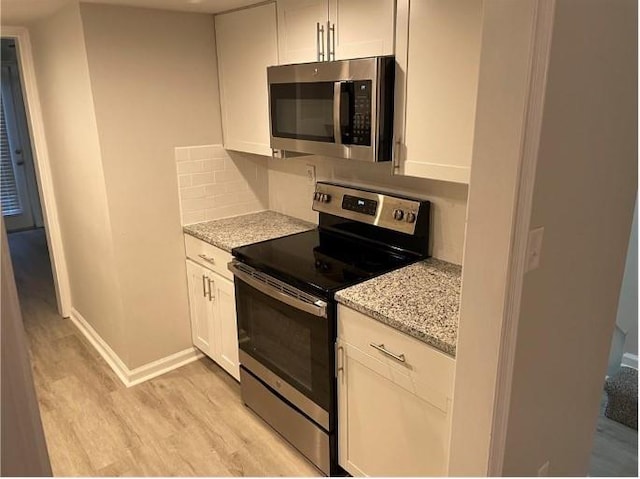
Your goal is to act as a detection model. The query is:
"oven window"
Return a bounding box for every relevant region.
[250,303,313,389]
[235,278,330,411]
[271,82,334,142]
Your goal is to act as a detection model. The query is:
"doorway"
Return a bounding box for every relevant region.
[1,28,71,318]
[1,38,43,233]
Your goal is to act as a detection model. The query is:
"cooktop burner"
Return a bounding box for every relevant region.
[232,228,420,298]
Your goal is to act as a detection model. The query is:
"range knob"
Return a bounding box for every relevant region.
[405,212,416,223]
[313,192,321,201]
[321,193,331,203]
[393,209,404,221]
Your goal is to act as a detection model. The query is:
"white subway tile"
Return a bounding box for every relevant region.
[175,147,191,162]
[181,197,215,212]
[213,193,245,207]
[177,160,204,174]
[180,186,206,200]
[191,172,216,186]
[189,145,217,160]
[182,210,206,225]
[204,184,226,196]
[215,169,242,184]
[202,159,225,172]
[225,179,250,194]
[178,175,192,188]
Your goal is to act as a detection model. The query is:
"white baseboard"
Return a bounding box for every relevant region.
[69,308,203,387]
[622,353,638,370]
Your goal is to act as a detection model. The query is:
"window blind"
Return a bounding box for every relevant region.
[0,92,22,216]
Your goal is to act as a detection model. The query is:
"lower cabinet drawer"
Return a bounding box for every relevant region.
[337,304,455,404]
[184,234,233,281]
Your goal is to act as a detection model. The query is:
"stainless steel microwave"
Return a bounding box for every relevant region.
[267,56,395,162]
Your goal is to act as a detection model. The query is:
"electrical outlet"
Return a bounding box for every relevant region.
[537,460,550,476]
[305,164,316,185]
[526,226,545,272]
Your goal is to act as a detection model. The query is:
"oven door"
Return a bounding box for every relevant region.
[229,260,331,430]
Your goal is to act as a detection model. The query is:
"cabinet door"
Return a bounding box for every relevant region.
[277,0,328,64]
[328,0,395,60]
[212,275,240,381]
[215,3,278,156]
[337,340,450,476]
[395,0,483,183]
[186,260,213,355]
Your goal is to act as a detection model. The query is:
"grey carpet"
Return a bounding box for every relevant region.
[605,366,638,430]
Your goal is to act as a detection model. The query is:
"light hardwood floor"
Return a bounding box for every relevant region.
[8,229,320,477]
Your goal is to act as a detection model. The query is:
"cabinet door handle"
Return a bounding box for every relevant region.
[198,253,215,265]
[207,277,214,302]
[328,22,335,60]
[202,274,208,298]
[393,140,402,170]
[316,22,325,61]
[336,345,344,379]
[370,343,406,363]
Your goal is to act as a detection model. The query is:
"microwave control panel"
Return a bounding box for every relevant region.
[347,81,372,146]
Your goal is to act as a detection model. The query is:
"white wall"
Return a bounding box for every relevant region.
[502,0,637,475]
[79,3,224,368]
[268,156,468,264]
[29,2,128,359]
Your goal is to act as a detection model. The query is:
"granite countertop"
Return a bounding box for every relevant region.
[335,258,462,357]
[183,211,316,253]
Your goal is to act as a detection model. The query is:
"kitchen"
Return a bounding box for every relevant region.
[0,0,637,477]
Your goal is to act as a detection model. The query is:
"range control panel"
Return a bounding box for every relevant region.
[312,182,426,235]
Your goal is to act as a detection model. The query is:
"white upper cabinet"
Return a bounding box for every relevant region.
[277,0,328,64]
[394,0,484,184]
[328,0,395,60]
[215,3,278,157]
[277,0,395,64]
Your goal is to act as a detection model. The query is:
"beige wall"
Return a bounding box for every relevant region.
[268,156,468,264]
[502,0,637,475]
[79,3,223,368]
[29,2,128,359]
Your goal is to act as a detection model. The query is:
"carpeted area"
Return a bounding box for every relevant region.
[605,366,638,430]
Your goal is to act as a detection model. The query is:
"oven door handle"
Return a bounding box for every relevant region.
[228,261,328,318]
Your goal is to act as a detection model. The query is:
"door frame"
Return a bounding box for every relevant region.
[1,26,71,318]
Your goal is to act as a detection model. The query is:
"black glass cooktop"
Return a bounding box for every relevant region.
[232,229,421,298]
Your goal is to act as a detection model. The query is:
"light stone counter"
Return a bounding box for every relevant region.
[183,211,316,253]
[335,258,462,357]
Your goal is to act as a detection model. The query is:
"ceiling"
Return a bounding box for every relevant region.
[0,0,260,26]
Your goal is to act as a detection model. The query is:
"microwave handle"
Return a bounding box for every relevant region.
[333,82,342,145]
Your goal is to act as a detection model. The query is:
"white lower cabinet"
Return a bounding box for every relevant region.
[337,305,455,476]
[185,258,240,381]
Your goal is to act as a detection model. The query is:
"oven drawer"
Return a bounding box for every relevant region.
[337,304,455,403]
[184,234,233,281]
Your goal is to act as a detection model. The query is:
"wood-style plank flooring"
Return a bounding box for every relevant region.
[8,228,320,477]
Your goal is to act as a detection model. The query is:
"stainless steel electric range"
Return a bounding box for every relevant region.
[228,182,431,475]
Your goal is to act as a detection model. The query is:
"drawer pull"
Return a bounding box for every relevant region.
[198,253,216,265]
[370,343,406,363]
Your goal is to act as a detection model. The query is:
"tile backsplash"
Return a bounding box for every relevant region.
[175,145,468,264]
[175,145,268,225]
